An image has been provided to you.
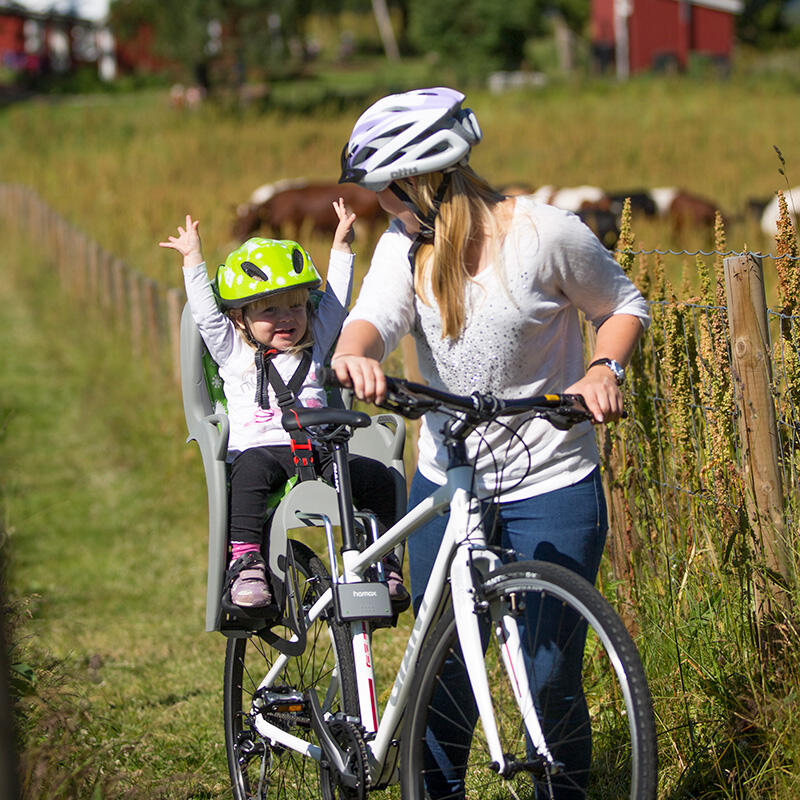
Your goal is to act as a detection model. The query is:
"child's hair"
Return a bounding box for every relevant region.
[229,287,315,354]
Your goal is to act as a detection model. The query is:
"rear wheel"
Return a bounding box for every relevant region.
[224,540,358,800]
[400,560,657,799]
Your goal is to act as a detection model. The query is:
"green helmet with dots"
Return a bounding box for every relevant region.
[214,237,321,309]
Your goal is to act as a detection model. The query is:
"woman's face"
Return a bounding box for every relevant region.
[377,185,420,234]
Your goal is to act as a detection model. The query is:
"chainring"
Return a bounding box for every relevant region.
[319,719,370,800]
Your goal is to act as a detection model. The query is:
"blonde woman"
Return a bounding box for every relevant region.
[333,87,650,799]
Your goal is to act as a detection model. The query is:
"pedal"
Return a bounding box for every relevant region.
[256,688,307,715]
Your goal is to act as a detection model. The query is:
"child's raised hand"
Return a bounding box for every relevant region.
[159,214,204,268]
[331,198,357,253]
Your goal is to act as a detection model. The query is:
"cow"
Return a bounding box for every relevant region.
[758,186,800,237]
[577,207,620,250]
[232,181,386,241]
[607,190,657,218]
[654,188,725,234]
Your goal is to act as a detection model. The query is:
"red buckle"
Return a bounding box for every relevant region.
[290,440,312,452]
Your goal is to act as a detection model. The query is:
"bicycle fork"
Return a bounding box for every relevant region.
[448,488,556,778]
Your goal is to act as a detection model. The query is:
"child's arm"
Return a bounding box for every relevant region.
[331,198,357,254]
[158,214,204,268]
[159,215,237,362]
[312,199,356,354]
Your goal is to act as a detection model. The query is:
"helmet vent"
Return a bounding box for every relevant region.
[241,261,269,281]
[291,248,305,274]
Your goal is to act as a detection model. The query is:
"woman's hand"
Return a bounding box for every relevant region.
[564,367,625,424]
[159,214,204,268]
[331,353,387,405]
[332,198,357,253]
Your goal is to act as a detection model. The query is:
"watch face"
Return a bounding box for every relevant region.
[591,358,624,384]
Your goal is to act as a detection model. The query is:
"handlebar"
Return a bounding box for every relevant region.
[318,367,596,431]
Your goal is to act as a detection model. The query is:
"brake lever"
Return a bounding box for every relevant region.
[545,394,627,430]
[379,389,438,419]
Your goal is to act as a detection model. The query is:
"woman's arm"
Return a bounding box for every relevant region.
[331,320,388,403]
[564,313,644,423]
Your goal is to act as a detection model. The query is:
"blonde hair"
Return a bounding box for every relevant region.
[229,287,314,354]
[402,165,505,339]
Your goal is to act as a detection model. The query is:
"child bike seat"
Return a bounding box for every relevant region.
[179,302,406,633]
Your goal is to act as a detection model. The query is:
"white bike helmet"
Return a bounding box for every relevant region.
[339,87,482,192]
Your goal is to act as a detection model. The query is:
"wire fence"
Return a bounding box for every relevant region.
[2,181,798,622]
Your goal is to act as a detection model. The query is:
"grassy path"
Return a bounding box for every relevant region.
[1,224,229,798]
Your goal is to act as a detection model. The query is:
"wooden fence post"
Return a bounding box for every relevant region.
[128,270,143,356]
[724,253,790,617]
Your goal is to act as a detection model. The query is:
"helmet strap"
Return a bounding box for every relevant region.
[390,172,452,242]
[391,172,452,274]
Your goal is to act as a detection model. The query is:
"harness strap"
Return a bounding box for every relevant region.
[255,347,279,410]
[266,350,316,482]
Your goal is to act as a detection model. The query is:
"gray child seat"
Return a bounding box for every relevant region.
[179,302,407,634]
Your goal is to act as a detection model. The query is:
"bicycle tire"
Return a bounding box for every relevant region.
[224,539,358,800]
[400,559,657,799]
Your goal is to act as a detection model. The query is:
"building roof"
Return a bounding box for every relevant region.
[666,0,744,14]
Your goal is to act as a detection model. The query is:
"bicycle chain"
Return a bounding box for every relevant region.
[319,719,370,800]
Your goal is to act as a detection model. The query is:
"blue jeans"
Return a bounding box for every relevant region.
[407,467,608,799]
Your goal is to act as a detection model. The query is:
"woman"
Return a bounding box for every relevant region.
[332,87,650,798]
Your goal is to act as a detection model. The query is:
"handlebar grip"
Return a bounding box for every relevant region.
[318,366,345,389]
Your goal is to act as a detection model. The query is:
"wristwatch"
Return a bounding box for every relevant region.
[588,358,625,386]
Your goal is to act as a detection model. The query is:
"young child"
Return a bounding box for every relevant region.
[160,200,408,612]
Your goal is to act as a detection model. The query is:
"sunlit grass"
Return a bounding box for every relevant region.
[4,73,800,797]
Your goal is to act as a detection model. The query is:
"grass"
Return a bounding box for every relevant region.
[3,68,800,797]
[1,74,799,292]
[0,223,228,797]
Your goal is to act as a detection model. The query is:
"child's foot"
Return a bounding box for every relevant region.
[227,552,272,608]
[381,553,411,614]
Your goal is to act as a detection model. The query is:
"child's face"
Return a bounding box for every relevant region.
[241,295,308,351]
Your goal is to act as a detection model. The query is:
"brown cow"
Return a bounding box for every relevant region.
[668,190,724,234]
[233,182,386,241]
[651,187,725,235]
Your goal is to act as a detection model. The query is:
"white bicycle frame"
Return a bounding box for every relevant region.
[249,462,555,784]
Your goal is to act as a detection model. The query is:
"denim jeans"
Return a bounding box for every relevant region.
[407,466,608,799]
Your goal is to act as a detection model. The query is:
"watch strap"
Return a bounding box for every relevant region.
[588,358,625,385]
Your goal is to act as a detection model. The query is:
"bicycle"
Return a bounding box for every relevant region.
[221,372,658,800]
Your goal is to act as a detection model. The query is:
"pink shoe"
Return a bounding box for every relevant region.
[227,552,272,608]
[382,553,410,614]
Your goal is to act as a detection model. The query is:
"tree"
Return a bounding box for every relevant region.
[108,0,314,84]
[407,0,547,75]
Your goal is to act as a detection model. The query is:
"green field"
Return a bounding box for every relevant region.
[3,72,800,798]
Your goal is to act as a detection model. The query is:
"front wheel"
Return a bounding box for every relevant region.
[400,559,657,799]
[223,540,358,800]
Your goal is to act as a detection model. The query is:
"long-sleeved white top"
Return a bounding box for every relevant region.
[184,249,353,452]
[345,196,650,501]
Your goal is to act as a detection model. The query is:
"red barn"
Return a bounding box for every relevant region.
[592,0,743,76]
[0,4,115,81]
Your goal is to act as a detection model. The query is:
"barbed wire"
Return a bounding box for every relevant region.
[614,246,800,261]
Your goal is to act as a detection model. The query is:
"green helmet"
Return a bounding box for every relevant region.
[215,238,321,309]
